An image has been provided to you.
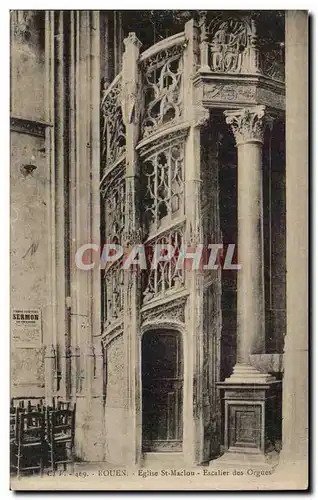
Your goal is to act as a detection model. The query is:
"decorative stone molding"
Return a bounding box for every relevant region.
[224,105,272,145]
[195,73,285,112]
[203,83,256,103]
[137,123,189,157]
[141,294,187,326]
[100,156,126,192]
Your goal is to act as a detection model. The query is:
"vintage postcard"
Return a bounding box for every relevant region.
[10,9,308,491]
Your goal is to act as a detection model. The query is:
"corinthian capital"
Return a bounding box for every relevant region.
[224,106,271,145]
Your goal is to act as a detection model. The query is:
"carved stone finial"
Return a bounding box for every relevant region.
[124,32,142,50]
[224,106,272,145]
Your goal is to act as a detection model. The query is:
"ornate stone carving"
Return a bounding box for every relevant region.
[143,226,185,304]
[101,75,126,170]
[141,295,186,325]
[100,169,125,330]
[206,16,259,75]
[100,158,125,195]
[142,140,184,235]
[101,174,125,245]
[141,43,184,138]
[203,83,256,103]
[103,260,125,327]
[123,227,143,247]
[224,105,272,145]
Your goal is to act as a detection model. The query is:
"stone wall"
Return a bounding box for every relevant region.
[10,11,48,397]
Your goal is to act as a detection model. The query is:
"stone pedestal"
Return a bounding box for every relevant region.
[211,365,281,468]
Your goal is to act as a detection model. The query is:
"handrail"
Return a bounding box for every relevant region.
[101,71,122,108]
[139,32,185,64]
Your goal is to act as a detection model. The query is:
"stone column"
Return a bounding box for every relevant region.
[280,10,308,474]
[210,106,280,468]
[224,105,270,380]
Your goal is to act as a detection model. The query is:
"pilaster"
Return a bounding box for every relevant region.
[183,19,208,465]
[280,10,308,473]
[121,32,143,467]
[67,11,104,461]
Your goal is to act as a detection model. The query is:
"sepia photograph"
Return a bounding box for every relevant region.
[9,9,308,491]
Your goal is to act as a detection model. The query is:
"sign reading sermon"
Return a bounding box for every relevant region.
[12,309,42,348]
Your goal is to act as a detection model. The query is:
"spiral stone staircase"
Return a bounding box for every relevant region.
[100,13,284,467]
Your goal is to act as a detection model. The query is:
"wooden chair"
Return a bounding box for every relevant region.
[13,411,45,477]
[10,407,22,472]
[57,400,73,411]
[47,405,76,472]
[10,407,22,444]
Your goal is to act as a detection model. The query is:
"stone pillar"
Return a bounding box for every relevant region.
[224,105,269,376]
[280,10,308,475]
[210,106,280,468]
[121,32,142,467]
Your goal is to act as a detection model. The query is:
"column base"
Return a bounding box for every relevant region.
[224,362,276,384]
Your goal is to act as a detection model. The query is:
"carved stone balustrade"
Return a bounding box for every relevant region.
[101,73,126,176]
